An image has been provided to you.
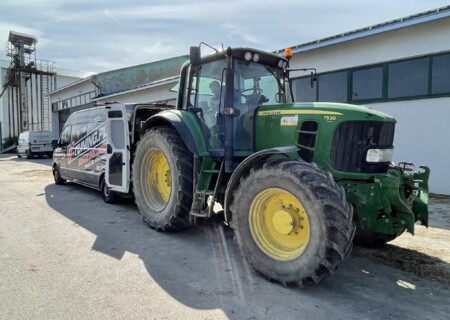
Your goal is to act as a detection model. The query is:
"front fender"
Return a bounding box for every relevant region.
[223,146,298,223]
[140,110,208,156]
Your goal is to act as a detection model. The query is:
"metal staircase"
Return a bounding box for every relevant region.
[42,74,51,130]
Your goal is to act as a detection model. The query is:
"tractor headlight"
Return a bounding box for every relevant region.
[366,148,394,163]
[245,52,253,61]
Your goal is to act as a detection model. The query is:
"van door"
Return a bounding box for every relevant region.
[54,125,72,178]
[105,104,130,193]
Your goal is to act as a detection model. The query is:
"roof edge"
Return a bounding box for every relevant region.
[276,5,450,55]
[92,76,179,101]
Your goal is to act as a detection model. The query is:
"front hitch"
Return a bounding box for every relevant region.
[340,163,430,236]
[410,165,430,227]
[398,162,430,227]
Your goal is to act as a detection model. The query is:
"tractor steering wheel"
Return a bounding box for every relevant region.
[240,88,263,103]
[241,88,263,97]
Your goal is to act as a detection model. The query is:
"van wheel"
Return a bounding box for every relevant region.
[101,178,118,204]
[17,152,22,159]
[53,166,66,185]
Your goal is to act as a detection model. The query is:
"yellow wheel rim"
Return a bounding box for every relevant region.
[249,188,310,261]
[143,148,171,210]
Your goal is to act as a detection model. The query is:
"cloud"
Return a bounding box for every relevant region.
[1,0,449,73]
[221,24,265,45]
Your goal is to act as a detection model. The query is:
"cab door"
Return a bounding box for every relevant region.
[105,104,130,193]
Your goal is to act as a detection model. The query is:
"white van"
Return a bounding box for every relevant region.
[52,103,170,203]
[17,130,54,158]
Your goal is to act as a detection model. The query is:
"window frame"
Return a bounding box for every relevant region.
[290,51,450,105]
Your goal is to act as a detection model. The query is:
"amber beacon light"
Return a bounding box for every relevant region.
[284,48,292,59]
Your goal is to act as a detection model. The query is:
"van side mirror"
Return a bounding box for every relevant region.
[190,46,201,66]
[51,139,58,149]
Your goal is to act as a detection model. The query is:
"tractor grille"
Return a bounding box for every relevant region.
[330,121,395,173]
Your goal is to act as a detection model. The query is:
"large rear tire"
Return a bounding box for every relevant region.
[133,127,193,231]
[230,160,355,286]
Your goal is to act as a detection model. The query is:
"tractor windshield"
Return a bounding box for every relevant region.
[234,59,292,106]
[232,59,292,151]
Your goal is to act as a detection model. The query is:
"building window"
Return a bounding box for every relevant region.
[388,58,428,99]
[292,77,317,102]
[318,71,347,102]
[351,66,383,101]
[432,54,450,95]
[290,51,450,105]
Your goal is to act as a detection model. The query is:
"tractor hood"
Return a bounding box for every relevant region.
[256,102,396,123]
[254,102,397,175]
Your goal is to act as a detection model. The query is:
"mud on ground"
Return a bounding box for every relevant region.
[355,196,450,289]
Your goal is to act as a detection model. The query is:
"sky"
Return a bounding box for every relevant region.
[0,0,449,74]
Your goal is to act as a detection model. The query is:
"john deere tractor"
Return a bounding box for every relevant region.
[132,45,429,286]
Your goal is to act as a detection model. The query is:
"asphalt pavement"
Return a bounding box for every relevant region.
[0,154,448,320]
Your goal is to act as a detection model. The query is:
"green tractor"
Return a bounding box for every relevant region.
[131,45,430,286]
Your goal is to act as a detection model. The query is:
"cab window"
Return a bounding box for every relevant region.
[190,59,227,150]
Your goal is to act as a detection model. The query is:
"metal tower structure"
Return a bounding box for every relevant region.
[2,31,56,137]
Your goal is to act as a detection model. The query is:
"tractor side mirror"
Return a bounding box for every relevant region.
[310,71,317,88]
[190,46,201,66]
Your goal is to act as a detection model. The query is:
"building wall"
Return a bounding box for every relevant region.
[50,79,97,135]
[289,17,450,195]
[371,97,449,195]
[94,83,177,105]
[0,67,8,145]
[51,79,97,111]
[50,81,177,136]
[0,70,54,138]
[0,63,86,140]
[289,18,450,72]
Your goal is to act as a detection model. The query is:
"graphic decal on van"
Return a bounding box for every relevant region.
[67,122,107,168]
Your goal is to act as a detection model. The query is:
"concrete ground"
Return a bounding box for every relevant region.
[0,154,449,320]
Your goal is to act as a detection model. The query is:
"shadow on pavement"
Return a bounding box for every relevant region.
[43,182,450,319]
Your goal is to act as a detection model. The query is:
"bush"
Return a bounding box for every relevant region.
[2,136,18,151]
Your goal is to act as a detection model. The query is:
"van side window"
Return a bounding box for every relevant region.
[60,126,71,146]
[71,123,88,143]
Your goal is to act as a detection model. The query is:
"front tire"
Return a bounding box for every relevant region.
[101,177,118,204]
[53,166,66,185]
[133,127,193,231]
[230,160,355,286]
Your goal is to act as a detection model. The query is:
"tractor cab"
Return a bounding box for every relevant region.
[180,47,292,161]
